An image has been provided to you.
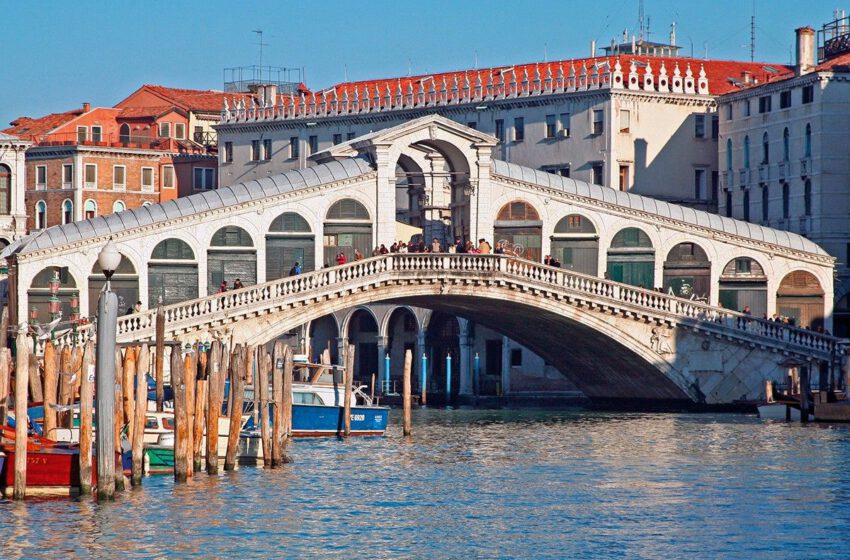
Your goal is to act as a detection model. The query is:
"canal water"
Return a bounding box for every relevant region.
[2,409,850,559]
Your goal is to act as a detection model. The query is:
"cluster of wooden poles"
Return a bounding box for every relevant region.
[1,308,416,500]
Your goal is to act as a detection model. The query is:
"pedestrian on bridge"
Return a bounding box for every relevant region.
[478,239,491,254]
[432,238,442,253]
[289,262,302,276]
[218,281,228,293]
[336,252,348,266]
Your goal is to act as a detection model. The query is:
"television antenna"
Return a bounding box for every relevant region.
[253,29,268,70]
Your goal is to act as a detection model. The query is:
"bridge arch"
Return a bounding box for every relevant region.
[379,304,423,338]
[266,211,314,279]
[207,225,256,294]
[323,198,373,265]
[307,314,340,365]
[342,306,381,381]
[148,238,198,306]
[550,213,599,275]
[88,253,139,315]
[606,226,656,288]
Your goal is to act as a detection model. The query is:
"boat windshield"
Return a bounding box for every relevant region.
[293,392,325,405]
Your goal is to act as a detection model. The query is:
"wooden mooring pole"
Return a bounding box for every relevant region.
[343,344,354,437]
[131,345,149,486]
[282,346,293,443]
[271,341,284,467]
[42,342,58,438]
[193,347,208,472]
[224,345,245,471]
[13,329,29,500]
[184,349,196,478]
[206,341,224,475]
[258,347,271,468]
[113,349,125,491]
[154,306,165,412]
[172,348,189,483]
[122,347,136,446]
[0,348,9,427]
[403,349,413,437]
[79,341,94,495]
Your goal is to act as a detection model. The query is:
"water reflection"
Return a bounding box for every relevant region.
[1,410,850,558]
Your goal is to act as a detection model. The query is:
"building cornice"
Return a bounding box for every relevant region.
[718,70,849,102]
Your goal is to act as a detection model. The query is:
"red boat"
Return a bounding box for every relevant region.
[0,425,99,497]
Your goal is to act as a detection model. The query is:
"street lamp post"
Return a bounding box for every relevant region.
[95,239,120,500]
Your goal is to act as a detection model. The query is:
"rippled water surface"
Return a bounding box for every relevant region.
[2,409,850,559]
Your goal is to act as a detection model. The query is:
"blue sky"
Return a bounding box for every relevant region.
[1,0,837,128]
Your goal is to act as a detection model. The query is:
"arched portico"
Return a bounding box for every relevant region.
[207,225,256,294]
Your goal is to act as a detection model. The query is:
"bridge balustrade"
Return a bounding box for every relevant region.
[57,254,843,358]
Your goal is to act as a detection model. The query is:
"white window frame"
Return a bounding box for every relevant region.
[112,165,126,191]
[559,113,570,138]
[162,165,175,189]
[61,198,73,225]
[262,138,272,160]
[84,163,97,189]
[35,201,47,229]
[289,137,299,159]
[619,109,631,134]
[77,126,87,143]
[62,163,73,189]
[592,110,604,135]
[84,199,97,220]
[35,165,47,190]
[141,167,155,192]
[159,122,171,138]
[91,125,103,143]
[112,200,125,214]
[174,123,186,140]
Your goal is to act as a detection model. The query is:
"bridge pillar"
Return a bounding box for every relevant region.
[375,146,397,249]
[376,335,389,394]
[471,146,494,245]
[501,336,511,396]
[335,337,348,367]
[458,319,473,396]
[416,330,427,394]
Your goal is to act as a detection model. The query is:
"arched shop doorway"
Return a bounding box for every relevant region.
[207,226,256,294]
[776,271,825,329]
[148,239,198,306]
[607,228,655,288]
[718,257,767,317]
[323,199,372,265]
[662,242,711,301]
[494,200,542,261]
[550,214,598,275]
[266,212,314,279]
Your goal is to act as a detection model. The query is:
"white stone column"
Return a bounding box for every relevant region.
[374,145,397,248]
[416,330,427,393]
[12,144,29,238]
[458,318,473,396]
[335,336,349,367]
[472,146,494,245]
[501,335,511,395]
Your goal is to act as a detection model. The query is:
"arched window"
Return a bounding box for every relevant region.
[149,238,198,305]
[551,214,598,275]
[208,226,256,293]
[761,186,769,222]
[783,128,790,162]
[495,200,543,261]
[804,123,812,157]
[119,123,131,144]
[35,201,46,229]
[84,199,97,220]
[726,139,733,172]
[112,200,125,213]
[0,164,11,214]
[326,199,370,220]
[607,228,654,288]
[804,180,812,216]
[782,183,789,219]
[324,199,372,265]
[62,199,73,225]
[743,135,750,168]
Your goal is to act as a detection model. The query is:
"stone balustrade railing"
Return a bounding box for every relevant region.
[57,254,843,359]
[219,59,710,124]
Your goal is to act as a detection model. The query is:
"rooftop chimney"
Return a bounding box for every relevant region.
[591,39,597,58]
[795,26,816,76]
[742,70,752,84]
[82,102,91,112]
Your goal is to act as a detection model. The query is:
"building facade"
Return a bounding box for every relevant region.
[717,20,850,334]
[215,50,789,215]
[0,132,30,245]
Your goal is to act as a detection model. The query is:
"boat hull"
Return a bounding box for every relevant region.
[0,445,98,495]
[291,403,389,436]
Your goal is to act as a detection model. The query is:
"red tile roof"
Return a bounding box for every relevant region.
[118,105,185,119]
[4,109,83,138]
[118,85,253,113]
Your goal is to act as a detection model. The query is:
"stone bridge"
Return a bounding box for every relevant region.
[3,114,843,406]
[56,253,842,405]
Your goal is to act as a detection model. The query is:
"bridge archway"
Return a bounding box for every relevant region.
[308,314,339,365]
[148,238,197,306]
[323,198,372,265]
[384,306,421,392]
[395,154,426,229]
[207,226,256,294]
[718,257,767,316]
[343,307,380,383]
[663,242,711,301]
[495,200,542,261]
[88,254,138,315]
[607,227,655,288]
[550,213,598,275]
[776,271,825,329]
[28,266,77,324]
[426,311,460,399]
[266,212,314,279]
